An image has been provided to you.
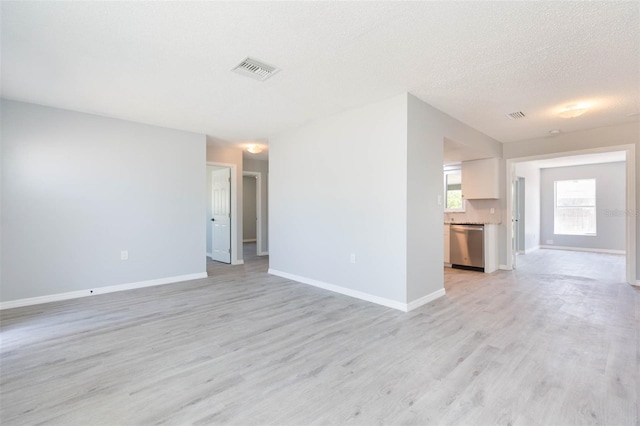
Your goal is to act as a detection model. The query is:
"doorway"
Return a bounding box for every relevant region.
[242,171,263,259]
[206,162,241,267]
[505,146,636,285]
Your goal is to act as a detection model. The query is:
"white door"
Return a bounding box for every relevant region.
[211,168,231,264]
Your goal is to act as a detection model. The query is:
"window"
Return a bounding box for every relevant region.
[444,170,465,212]
[554,179,596,236]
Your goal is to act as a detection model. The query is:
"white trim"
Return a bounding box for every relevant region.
[258,251,269,256]
[207,161,240,265]
[634,280,640,287]
[539,245,625,255]
[499,264,511,270]
[525,246,540,254]
[268,269,445,312]
[0,272,208,310]
[625,145,636,285]
[232,259,245,265]
[243,239,257,243]
[406,289,446,311]
[206,252,213,258]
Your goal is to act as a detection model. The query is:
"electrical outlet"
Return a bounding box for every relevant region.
[490,208,495,214]
[121,250,129,260]
[350,253,356,264]
[437,195,442,206]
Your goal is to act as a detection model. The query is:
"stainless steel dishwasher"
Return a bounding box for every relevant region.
[450,224,484,272]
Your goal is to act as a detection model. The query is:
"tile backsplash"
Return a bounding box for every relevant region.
[444,199,503,224]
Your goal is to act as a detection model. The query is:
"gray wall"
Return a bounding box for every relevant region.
[243,175,257,241]
[540,162,626,251]
[243,157,269,253]
[406,93,502,300]
[270,92,502,307]
[1,100,206,302]
[270,94,409,303]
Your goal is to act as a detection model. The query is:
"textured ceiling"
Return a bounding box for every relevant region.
[2,2,639,151]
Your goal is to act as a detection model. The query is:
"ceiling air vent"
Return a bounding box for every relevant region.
[232,57,279,81]
[506,111,526,120]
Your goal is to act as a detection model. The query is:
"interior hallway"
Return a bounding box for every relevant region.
[1,249,637,425]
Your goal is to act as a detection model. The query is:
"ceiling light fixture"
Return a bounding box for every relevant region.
[247,145,263,154]
[549,129,561,135]
[557,103,590,118]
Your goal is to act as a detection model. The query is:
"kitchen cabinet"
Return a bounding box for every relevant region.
[444,224,450,264]
[484,224,499,273]
[461,158,500,199]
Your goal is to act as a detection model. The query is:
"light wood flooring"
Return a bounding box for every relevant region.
[1,246,637,425]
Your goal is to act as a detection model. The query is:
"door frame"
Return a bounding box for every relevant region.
[516,176,525,253]
[207,161,243,265]
[242,171,263,256]
[504,144,636,286]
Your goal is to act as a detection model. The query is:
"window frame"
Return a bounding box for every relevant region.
[553,178,597,236]
[444,169,465,213]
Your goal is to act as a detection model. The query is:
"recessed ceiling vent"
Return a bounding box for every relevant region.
[506,111,526,120]
[232,57,279,81]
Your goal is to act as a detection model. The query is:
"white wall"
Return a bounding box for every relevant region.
[540,162,626,251]
[243,157,269,253]
[243,175,257,241]
[1,100,206,303]
[269,94,409,305]
[504,122,639,278]
[515,161,541,252]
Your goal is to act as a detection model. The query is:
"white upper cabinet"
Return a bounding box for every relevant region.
[461,158,500,199]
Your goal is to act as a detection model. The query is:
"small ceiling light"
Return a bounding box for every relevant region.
[247,145,263,154]
[557,103,589,118]
[549,129,561,135]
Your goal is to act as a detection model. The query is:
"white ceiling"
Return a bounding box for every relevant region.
[2,2,639,153]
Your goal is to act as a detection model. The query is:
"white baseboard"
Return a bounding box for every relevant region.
[268,269,444,312]
[539,245,625,255]
[406,289,446,311]
[0,272,208,310]
[232,259,245,265]
[499,264,511,270]
[525,246,540,254]
[243,239,257,243]
[258,251,269,256]
[206,252,212,258]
